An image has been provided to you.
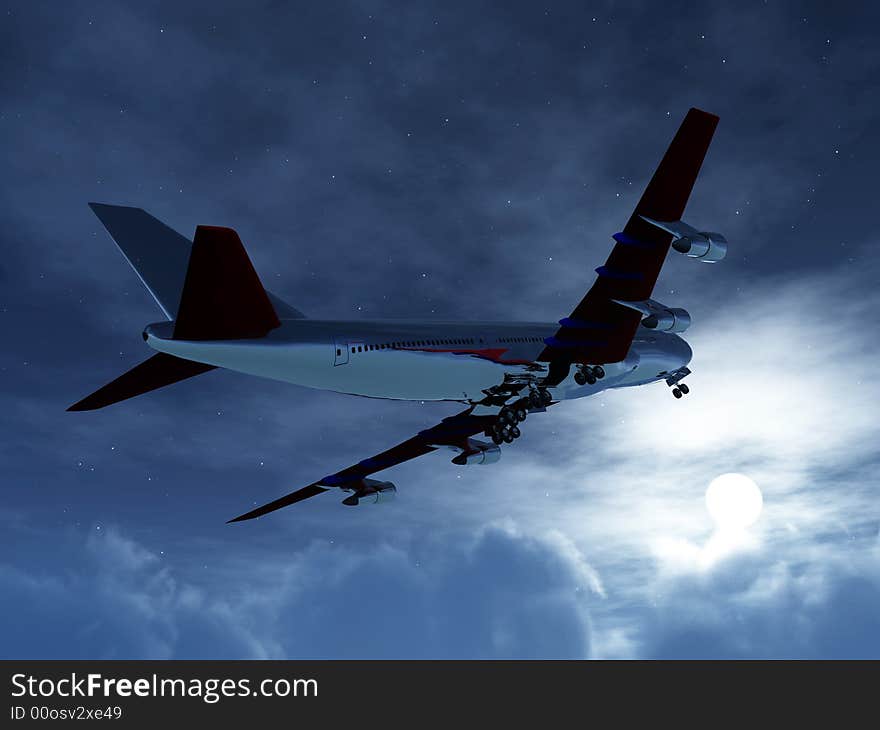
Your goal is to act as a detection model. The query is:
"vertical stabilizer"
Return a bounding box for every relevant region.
[172,225,281,340]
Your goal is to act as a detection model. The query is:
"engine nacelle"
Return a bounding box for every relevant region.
[341,479,397,506]
[450,438,501,466]
[612,298,692,334]
[640,216,728,263]
[641,307,691,333]
[671,232,727,263]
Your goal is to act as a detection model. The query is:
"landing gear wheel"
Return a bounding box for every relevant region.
[679,383,690,395]
[593,365,605,379]
[574,371,587,386]
[500,408,516,425]
[491,431,503,445]
[540,389,552,406]
[672,387,682,399]
[510,426,521,439]
[502,430,514,444]
[585,373,597,385]
[514,406,527,422]
[529,390,542,408]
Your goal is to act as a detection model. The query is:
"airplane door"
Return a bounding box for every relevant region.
[334,339,349,366]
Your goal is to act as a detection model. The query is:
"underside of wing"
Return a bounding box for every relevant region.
[539,108,719,369]
[228,407,500,522]
[227,484,329,522]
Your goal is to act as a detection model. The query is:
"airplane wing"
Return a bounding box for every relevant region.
[228,407,502,522]
[539,108,719,377]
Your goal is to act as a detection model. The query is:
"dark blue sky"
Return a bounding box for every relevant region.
[3,0,879,658]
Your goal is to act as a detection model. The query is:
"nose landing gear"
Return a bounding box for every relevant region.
[666,368,691,399]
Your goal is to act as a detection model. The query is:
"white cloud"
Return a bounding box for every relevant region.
[0,521,602,659]
[380,263,880,657]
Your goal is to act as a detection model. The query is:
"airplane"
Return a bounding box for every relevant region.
[69,107,727,522]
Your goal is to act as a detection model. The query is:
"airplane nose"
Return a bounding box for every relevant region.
[679,336,693,365]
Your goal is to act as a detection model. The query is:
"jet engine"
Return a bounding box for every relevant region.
[641,307,691,333]
[612,298,692,334]
[341,479,397,506]
[640,216,728,263]
[671,232,727,262]
[450,438,501,466]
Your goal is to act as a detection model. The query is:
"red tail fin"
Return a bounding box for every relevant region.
[68,225,279,411]
[173,226,280,340]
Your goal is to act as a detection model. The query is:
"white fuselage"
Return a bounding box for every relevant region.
[144,318,692,403]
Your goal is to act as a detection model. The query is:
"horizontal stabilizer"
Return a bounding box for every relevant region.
[227,484,329,522]
[67,353,216,411]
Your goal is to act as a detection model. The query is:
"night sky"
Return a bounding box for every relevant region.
[3,1,880,658]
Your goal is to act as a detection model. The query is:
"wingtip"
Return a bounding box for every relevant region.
[88,201,144,214]
[226,484,329,523]
[687,107,720,123]
[67,394,104,411]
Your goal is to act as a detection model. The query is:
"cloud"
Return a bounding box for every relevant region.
[380,262,880,658]
[597,267,880,656]
[0,522,601,659]
[0,526,267,659]
[637,527,880,658]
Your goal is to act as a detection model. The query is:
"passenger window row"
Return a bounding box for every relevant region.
[348,338,477,354]
[339,335,543,357]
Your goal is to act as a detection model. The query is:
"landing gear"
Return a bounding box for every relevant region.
[500,408,517,425]
[527,388,552,408]
[498,403,525,426]
[665,367,691,399]
[574,364,605,386]
[486,387,553,448]
[491,400,532,445]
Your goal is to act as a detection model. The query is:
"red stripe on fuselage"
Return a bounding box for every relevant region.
[398,346,534,366]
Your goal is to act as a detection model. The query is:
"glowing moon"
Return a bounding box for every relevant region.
[705,473,763,530]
